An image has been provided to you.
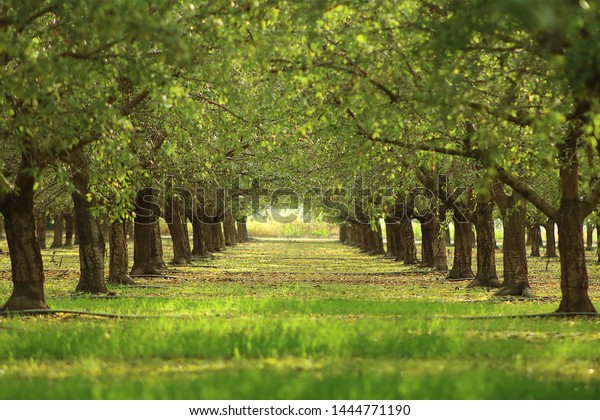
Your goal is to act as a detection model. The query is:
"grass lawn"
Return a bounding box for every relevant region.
[1,237,600,399]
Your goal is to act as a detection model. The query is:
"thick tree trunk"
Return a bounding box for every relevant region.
[238,216,249,241]
[35,212,47,250]
[447,214,474,280]
[544,221,557,258]
[0,216,4,240]
[585,223,594,251]
[495,194,532,297]
[130,188,163,276]
[191,216,209,257]
[555,204,596,313]
[237,217,248,242]
[421,214,447,271]
[108,220,135,285]
[554,135,596,313]
[71,150,107,294]
[339,224,348,244]
[0,158,48,311]
[420,220,433,266]
[150,219,167,270]
[50,213,63,248]
[223,212,238,246]
[385,219,399,259]
[399,217,418,264]
[468,198,500,288]
[64,212,74,246]
[529,224,541,257]
[165,197,192,265]
[370,221,385,255]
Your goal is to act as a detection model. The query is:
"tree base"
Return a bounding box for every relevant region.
[170,257,191,266]
[556,296,597,314]
[494,285,533,298]
[467,276,502,288]
[447,269,475,281]
[130,264,162,276]
[75,281,109,294]
[107,274,136,286]
[0,295,49,312]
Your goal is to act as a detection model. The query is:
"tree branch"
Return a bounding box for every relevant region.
[582,177,600,217]
[494,165,558,221]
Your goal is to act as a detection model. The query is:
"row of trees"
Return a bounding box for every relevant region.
[1,0,599,314]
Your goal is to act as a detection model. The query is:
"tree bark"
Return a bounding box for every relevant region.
[447,214,474,280]
[165,197,192,265]
[554,135,596,313]
[108,220,135,285]
[529,223,541,257]
[238,216,249,241]
[35,212,47,250]
[50,213,63,248]
[0,157,48,311]
[384,219,398,259]
[468,198,500,288]
[399,217,418,264]
[223,212,238,246]
[191,216,209,257]
[64,212,74,246]
[71,149,108,294]
[585,223,594,251]
[420,219,433,266]
[130,188,164,276]
[150,218,167,270]
[544,220,557,258]
[420,213,447,271]
[494,191,532,297]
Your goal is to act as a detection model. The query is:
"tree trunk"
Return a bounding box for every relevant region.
[495,193,532,297]
[385,219,398,259]
[447,214,474,280]
[585,223,594,251]
[544,220,557,258]
[150,219,167,270]
[445,228,452,246]
[35,212,47,250]
[165,197,192,265]
[130,188,163,276]
[420,220,433,266]
[64,212,74,246]
[468,198,500,288]
[553,135,596,313]
[370,221,385,255]
[191,216,209,257]
[50,213,63,248]
[399,217,418,264]
[108,220,134,285]
[529,224,541,257]
[340,224,348,244]
[597,224,600,264]
[73,212,79,245]
[71,149,107,294]
[238,216,249,241]
[555,204,596,313]
[0,158,48,311]
[223,212,238,246]
[421,214,447,271]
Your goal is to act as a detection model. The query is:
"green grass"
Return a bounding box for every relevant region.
[1,237,600,399]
